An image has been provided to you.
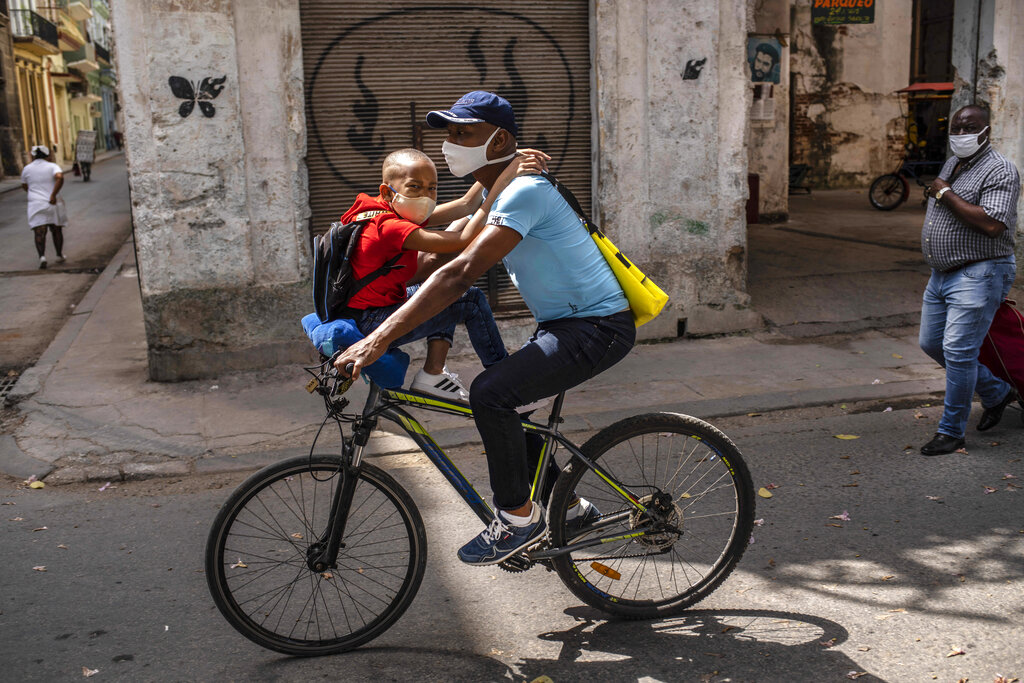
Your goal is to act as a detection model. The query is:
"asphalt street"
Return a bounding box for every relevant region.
[2,400,1022,682]
[0,155,131,370]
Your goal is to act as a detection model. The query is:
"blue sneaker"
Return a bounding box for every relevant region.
[458,507,547,565]
[565,498,602,536]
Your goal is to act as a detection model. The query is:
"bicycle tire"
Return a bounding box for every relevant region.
[868,173,908,210]
[206,455,427,656]
[549,413,754,619]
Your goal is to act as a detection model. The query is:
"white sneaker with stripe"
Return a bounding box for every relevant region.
[410,366,469,402]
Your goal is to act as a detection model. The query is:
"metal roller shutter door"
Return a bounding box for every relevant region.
[299,1,592,316]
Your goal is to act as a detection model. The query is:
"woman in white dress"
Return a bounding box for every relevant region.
[20,145,67,269]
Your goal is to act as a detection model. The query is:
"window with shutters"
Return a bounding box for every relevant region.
[299,1,592,316]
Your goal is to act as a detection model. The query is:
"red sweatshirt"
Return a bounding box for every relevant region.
[340,193,422,309]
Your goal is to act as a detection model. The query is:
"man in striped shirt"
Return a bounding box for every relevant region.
[918,104,1021,455]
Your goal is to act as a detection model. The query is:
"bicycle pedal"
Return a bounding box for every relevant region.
[498,554,533,573]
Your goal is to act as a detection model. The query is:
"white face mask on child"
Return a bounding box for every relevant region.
[388,188,436,225]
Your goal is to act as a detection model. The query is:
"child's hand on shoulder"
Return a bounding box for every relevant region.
[514,148,550,176]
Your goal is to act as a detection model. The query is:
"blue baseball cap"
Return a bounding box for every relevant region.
[426,91,519,138]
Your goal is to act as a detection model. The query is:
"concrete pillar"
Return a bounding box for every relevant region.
[593,0,761,338]
[747,0,790,222]
[111,0,311,380]
[951,0,1024,264]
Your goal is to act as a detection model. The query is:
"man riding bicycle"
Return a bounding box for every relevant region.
[335,91,634,565]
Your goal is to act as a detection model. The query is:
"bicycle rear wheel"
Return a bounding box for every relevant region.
[549,413,754,618]
[206,455,427,656]
[869,173,908,210]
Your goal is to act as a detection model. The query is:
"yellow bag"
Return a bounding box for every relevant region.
[543,174,669,327]
[589,228,669,327]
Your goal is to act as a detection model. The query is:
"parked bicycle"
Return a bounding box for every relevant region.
[868,153,943,211]
[206,354,755,656]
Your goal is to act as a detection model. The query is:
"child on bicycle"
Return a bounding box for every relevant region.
[339,147,547,401]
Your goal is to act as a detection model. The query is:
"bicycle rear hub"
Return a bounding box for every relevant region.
[630,491,683,550]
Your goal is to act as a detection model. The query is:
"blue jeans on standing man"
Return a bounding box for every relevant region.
[919,257,1016,439]
[356,285,508,368]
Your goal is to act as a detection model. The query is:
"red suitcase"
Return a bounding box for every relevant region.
[978,299,1024,423]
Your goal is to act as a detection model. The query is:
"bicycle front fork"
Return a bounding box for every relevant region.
[306,418,375,572]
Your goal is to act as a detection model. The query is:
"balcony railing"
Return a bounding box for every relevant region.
[65,42,98,72]
[94,41,110,65]
[10,10,60,51]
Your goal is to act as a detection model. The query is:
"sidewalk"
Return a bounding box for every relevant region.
[0,149,124,195]
[1,227,952,483]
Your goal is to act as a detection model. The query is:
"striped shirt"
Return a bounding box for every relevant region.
[921,146,1020,272]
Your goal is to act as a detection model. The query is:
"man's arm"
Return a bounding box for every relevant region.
[334,225,522,378]
[402,153,542,255]
[930,176,1009,238]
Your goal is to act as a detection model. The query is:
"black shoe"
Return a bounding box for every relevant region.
[920,433,965,456]
[977,389,1019,431]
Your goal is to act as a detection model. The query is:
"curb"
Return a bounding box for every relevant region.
[401,378,948,451]
[2,379,946,484]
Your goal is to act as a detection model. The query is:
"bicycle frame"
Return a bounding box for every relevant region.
[322,379,654,564]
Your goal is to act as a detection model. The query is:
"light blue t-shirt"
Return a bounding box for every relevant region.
[487,176,628,323]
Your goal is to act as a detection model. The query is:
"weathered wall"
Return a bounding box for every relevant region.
[111,0,311,380]
[0,11,25,178]
[594,0,761,338]
[790,0,912,188]
[951,0,1024,265]
[747,0,790,221]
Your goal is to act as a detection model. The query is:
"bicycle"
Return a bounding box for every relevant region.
[868,155,943,211]
[205,354,755,656]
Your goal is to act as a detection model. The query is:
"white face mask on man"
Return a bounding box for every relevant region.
[949,126,989,159]
[441,127,516,177]
[387,187,436,225]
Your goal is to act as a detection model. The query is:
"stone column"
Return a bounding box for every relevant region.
[746,0,790,222]
[111,0,311,380]
[593,0,761,339]
[952,0,1024,264]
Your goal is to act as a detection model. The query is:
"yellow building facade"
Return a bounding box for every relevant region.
[10,1,96,167]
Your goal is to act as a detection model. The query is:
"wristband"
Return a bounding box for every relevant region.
[935,186,951,203]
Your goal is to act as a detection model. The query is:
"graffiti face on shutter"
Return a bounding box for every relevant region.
[303,6,584,200]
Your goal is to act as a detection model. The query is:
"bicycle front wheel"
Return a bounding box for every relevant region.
[205,455,427,656]
[868,173,908,210]
[549,413,754,618]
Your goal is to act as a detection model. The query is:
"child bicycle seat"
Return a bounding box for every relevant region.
[300,313,410,389]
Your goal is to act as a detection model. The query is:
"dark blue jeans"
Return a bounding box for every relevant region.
[355,285,508,368]
[470,309,636,510]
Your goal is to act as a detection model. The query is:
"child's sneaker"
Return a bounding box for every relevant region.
[55,254,66,263]
[565,498,602,536]
[410,366,469,402]
[39,256,47,269]
[458,504,547,565]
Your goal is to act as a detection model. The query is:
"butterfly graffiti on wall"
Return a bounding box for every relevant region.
[168,76,227,118]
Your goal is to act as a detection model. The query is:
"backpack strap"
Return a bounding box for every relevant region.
[352,252,404,291]
[540,172,599,235]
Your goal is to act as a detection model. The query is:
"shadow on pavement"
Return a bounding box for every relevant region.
[521,607,878,682]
